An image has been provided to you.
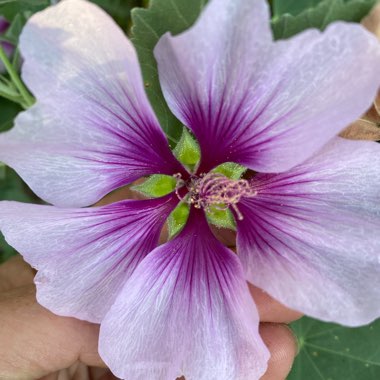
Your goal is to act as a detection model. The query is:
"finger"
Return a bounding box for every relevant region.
[260,323,298,380]
[0,285,105,380]
[249,283,303,323]
[89,367,119,380]
[0,255,35,293]
[38,365,118,380]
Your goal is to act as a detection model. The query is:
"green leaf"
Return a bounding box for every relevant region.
[0,0,46,4]
[131,0,208,145]
[167,202,190,238]
[212,162,247,180]
[0,0,49,20]
[0,97,21,132]
[0,78,23,103]
[4,12,24,44]
[289,316,380,379]
[0,166,36,263]
[0,234,17,264]
[90,0,142,32]
[173,127,201,169]
[272,0,321,17]
[0,162,5,179]
[206,207,236,230]
[0,166,35,202]
[272,0,377,40]
[132,174,176,197]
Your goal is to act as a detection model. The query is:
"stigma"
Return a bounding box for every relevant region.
[174,172,257,220]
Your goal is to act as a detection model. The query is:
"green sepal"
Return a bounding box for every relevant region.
[167,202,190,239]
[173,127,201,169]
[212,162,247,180]
[132,174,176,198]
[206,206,236,230]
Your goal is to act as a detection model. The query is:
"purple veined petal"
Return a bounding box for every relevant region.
[0,0,184,208]
[0,194,178,323]
[236,138,380,326]
[155,0,380,173]
[99,209,269,380]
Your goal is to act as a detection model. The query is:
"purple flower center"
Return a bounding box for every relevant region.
[174,172,257,220]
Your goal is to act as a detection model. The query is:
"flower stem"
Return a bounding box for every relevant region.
[0,44,34,108]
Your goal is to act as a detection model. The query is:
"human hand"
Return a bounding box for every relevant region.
[0,255,301,380]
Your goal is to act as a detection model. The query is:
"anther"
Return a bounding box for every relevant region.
[173,172,257,220]
[173,173,185,201]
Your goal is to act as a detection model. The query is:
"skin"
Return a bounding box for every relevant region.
[0,255,302,380]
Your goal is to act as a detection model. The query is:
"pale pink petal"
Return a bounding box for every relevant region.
[237,138,380,326]
[0,195,177,322]
[0,0,183,207]
[99,210,269,380]
[155,0,380,172]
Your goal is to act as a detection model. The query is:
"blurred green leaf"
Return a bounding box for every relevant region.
[131,0,208,145]
[272,0,377,40]
[0,97,21,131]
[272,0,322,17]
[0,2,48,109]
[0,76,23,103]
[0,166,36,263]
[0,234,16,263]
[90,0,142,32]
[0,167,34,203]
[4,12,24,43]
[0,163,5,179]
[0,0,49,20]
[0,100,34,263]
[289,317,380,379]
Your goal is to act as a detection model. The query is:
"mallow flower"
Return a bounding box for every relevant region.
[0,0,380,378]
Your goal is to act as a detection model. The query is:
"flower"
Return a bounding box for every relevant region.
[1,0,380,379]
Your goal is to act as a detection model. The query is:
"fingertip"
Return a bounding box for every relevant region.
[0,285,105,378]
[260,323,298,380]
[0,255,35,292]
[249,284,303,323]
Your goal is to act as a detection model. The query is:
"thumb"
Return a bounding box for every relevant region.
[0,285,105,380]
